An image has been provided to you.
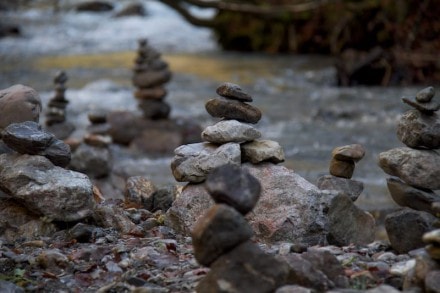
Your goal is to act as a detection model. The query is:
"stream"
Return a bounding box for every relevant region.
[0,0,426,212]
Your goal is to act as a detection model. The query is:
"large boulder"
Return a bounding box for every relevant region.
[0,154,95,222]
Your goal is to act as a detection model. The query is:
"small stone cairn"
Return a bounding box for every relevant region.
[378,86,440,254]
[132,38,172,120]
[192,164,292,292]
[171,82,284,183]
[45,71,75,139]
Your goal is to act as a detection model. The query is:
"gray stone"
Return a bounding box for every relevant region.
[205,163,261,215]
[416,86,435,103]
[196,240,291,293]
[42,139,71,168]
[201,120,261,144]
[316,175,364,202]
[192,204,254,266]
[387,177,440,215]
[327,194,376,246]
[216,82,253,102]
[171,142,241,183]
[403,87,440,113]
[0,153,95,222]
[69,143,111,178]
[241,139,285,164]
[205,98,262,124]
[166,162,337,245]
[379,147,440,190]
[0,84,41,131]
[385,208,438,254]
[397,110,440,149]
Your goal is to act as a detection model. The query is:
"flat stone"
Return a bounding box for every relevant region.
[192,204,253,266]
[385,208,438,254]
[134,86,167,100]
[402,96,440,113]
[316,175,364,202]
[132,69,171,88]
[397,110,440,149]
[201,120,261,144]
[0,153,95,222]
[241,139,285,164]
[386,177,440,215]
[332,144,366,162]
[0,84,41,131]
[171,142,241,183]
[329,158,355,179]
[2,121,53,154]
[205,164,261,215]
[275,285,313,293]
[327,194,376,246]
[196,240,291,292]
[378,147,440,190]
[216,82,253,102]
[205,98,262,124]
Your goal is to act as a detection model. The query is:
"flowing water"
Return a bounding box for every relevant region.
[0,0,429,212]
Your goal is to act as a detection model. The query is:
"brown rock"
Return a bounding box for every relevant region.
[205,98,262,124]
[132,70,171,88]
[329,158,355,179]
[331,144,365,162]
[134,87,167,100]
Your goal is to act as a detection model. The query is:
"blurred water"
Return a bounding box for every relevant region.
[0,0,426,211]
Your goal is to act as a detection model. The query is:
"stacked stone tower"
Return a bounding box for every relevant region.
[132,38,172,120]
[379,86,440,254]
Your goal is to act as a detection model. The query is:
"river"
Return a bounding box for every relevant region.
[0,0,426,212]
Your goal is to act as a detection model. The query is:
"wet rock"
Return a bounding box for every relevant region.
[69,143,111,178]
[379,147,440,190]
[241,139,285,164]
[205,98,262,124]
[327,194,376,246]
[192,204,254,266]
[316,175,364,202]
[171,142,241,183]
[282,253,334,291]
[216,82,253,102]
[386,177,440,215]
[196,240,291,292]
[167,162,336,245]
[385,208,438,254]
[201,119,261,144]
[397,110,440,149]
[205,163,261,215]
[425,270,440,293]
[124,176,156,210]
[329,158,355,179]
[0,153,94,222]
[75,1,114,12]
[2,121,71,167]
[0,84,41,131]
[332,144,366,162]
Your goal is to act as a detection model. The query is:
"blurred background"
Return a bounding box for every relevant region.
[1,0,439,215]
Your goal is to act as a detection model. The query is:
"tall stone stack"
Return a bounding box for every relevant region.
[378,86,440,254]
[192,164,292,292]
[45,71,75,139]
[132,38,172,120]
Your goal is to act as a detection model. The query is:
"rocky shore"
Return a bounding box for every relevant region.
[0,78,439,292]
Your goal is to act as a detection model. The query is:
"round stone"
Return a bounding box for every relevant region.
[416,86,435,103]
[205,98,262,124]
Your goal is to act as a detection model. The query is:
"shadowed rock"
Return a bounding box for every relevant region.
[205,98,262,124]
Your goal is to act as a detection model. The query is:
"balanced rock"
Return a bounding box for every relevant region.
[379,147,440,190]
[386,177,440,215]
[0,154,95,222]
[397,109,440,149]
[241,139,285,164]
[402,86,440,114]
[171,142,241,183]
[196,240,291,292]
[216,82,253,102]
[385,208,438,254]
[191,204,254,266]
[0,84,41,131]
[316,175,364,202]
[205,98,262,124]
[332,144,366,162]
[329,158,355,179]
[201,119,261,144]
[205,164,261,215]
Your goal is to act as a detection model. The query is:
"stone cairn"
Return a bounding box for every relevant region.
[132,38,172,120]
[378,86,440,255]
[192,164,292,292]
[171,81,284,183]
[45,71,75,139]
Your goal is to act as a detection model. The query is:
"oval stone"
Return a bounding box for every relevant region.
[205,98,262,124]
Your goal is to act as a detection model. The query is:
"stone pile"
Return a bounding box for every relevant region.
[132,38,171,120]
[45,71,75,139]
[167,82,375,246]
[378,86,440,254]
